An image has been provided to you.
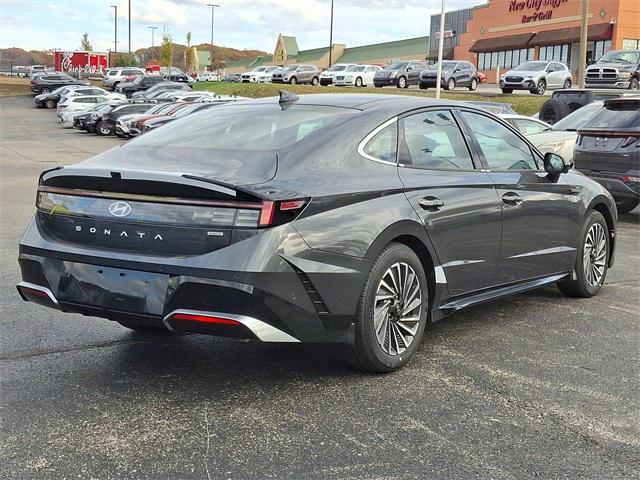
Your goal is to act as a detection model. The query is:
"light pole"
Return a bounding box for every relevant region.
[128,0,131,55]
[148,26,158,60]
[577,0,589,88]
[435,0,446,99]
[328,0,334,68]
[111,5,117,53]
[206,4,220,72]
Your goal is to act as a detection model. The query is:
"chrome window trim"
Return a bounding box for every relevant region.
[163,309,300,343]
[357,116,399,166]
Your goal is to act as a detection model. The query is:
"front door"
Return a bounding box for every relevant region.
[397,108,502,297]
[458,109,580,286]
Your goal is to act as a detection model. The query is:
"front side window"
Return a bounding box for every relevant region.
[400,110,474,170]
[362,122,397,163]
[461,111,538,171]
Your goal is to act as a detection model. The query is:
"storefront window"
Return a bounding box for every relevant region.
[622,39,640,50]
[539,44,570,65]
[594,40,612,61]
[476,48,535,71]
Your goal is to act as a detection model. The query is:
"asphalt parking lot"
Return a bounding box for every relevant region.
[0,94,638,479]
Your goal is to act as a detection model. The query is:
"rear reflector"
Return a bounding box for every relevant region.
[280,200,306,211]
[20,286,50,298]
[171,313,241,326]
[624,176,640,183]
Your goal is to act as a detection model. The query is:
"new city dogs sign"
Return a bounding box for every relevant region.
[509,0,569,23]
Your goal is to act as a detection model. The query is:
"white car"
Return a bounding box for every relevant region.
[59,102,113,128]
[196,72,220,82]
[333,65,381,87]
[56,95,112,114]
[498,114,551,135]
[240,66,280,83]
[319,64,356,86]
[63,87,125,102]
[528,101,605,162]
[101,67,146,90]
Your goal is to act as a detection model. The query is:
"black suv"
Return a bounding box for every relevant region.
[30,73,89,94]
[574,97,640,214]
[586,50,640,90]
[374,61,428,88]
[116,75,167,97]
[419,61,479,91]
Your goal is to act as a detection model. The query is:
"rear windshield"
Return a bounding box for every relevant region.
[552,102,604,131]
[582,102,640,130]
[129,104,357,151]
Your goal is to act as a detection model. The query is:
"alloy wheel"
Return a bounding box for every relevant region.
[448,78,455,91]
[537,81,546,95]
[373,262,422,356]
[398,76,407,89]
[583,223,607,287]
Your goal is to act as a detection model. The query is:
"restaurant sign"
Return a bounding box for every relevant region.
[509,0,569,23]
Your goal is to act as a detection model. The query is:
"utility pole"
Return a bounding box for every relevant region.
[111,5,117,53]
[149,26,158,60]
[435,0,446,99]
[328,0,334,68]
[577,0,589,88]
[128,0,131,55]
[206,4,220,72]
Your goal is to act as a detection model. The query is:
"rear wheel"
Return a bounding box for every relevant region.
[355,77,363,87]
[469,78,478,91]
[615,197,639,214]
[344,243,428,373]
[557,210,609,298]
[563,79,572,89]
[311,76,319,86]
[41,87,51,94]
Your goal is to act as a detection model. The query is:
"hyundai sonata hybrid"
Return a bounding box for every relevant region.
[17,93,617,372]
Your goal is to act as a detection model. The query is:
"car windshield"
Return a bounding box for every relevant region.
[346,66,366,72]
[384,62,408,71]
[552,102,604,131]
[328,65,348,72]
[597,51,640,64]
[582,100,640,129]
[427,61,457,70]
[283,65,299,72]
[129,104,358,152]
[514,61,547,71]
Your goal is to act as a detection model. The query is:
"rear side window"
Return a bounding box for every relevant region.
[583,101,640,129]
[400,110,474,170]
[362,123,397,163]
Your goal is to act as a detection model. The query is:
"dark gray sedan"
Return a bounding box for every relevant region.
[17,93,617,372]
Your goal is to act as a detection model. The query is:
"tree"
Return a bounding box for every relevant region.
[80,33,93,51]
[184,32,196,72]
[159,30,174,68]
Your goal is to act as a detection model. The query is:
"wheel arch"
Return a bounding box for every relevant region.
[589,197,616,267]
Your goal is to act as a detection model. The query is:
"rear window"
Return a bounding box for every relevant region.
[129,104,357,151]
[583,101,640,129]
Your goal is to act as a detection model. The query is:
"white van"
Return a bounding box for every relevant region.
[28,65,47,77]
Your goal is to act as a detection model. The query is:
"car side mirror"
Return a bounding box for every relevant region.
[544,152,571,174]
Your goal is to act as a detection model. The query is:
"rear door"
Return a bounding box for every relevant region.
[458,109,580,285]
[397,108,502,296]
[407,63,424,85]
[454,62,469,86]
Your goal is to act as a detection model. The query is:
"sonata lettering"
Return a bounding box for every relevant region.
[74,225,163,241]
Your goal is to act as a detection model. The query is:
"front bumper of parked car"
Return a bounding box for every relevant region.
[17,219,369,344]
[585,80,632,89]
[373,77,397,87]
[499,77,537,89]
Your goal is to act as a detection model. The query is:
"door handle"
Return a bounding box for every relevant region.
[419,196,445,211]
[501,192,523,206]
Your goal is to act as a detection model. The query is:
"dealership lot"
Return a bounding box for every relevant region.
[1,95,639,479]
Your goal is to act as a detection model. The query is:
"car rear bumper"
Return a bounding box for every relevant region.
[582,171,640,199]
[17,220,370,344]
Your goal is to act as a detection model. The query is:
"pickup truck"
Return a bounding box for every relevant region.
[585,49,640,90]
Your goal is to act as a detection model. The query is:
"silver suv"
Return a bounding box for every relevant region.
[102,67,146,91]
[271,64,321,85]
[500,60,572,95]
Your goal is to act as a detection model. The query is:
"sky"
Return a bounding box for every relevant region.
[0,0,477,53]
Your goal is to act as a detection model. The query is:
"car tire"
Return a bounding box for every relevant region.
[445,78,455,91]
[615,197,639,215]
[397,76,407,89]
[629,78,640,90]
[311,76,319,86]
[96,121,111,136]
[289,76,297,85]
[501,88,513,94]
[355,77,363,87]
[469,78,478,91]
[563,79,572,89]
[557,210,609,298]
[45,99,56,109]
[112,82,119,91]
[41,87,51,94]
[532,79,546,95]
[539,98,572,124]
[343,242,428,373]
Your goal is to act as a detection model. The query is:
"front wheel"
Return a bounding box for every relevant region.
[501,88,513,94]
[563,79,572,89]
[629,78,640,90]
[45,99,56,109]
[96,121,111,136]
[397,76,407,89]
[311,76,319,86]
[532,79,546,95]
[469,78,478,91]
[344,243,428,373]
[445,78,455,91]
[557,210,609,298]
[289,76,297,85]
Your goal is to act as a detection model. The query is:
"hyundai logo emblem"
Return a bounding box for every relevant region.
[108,201,132,217]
